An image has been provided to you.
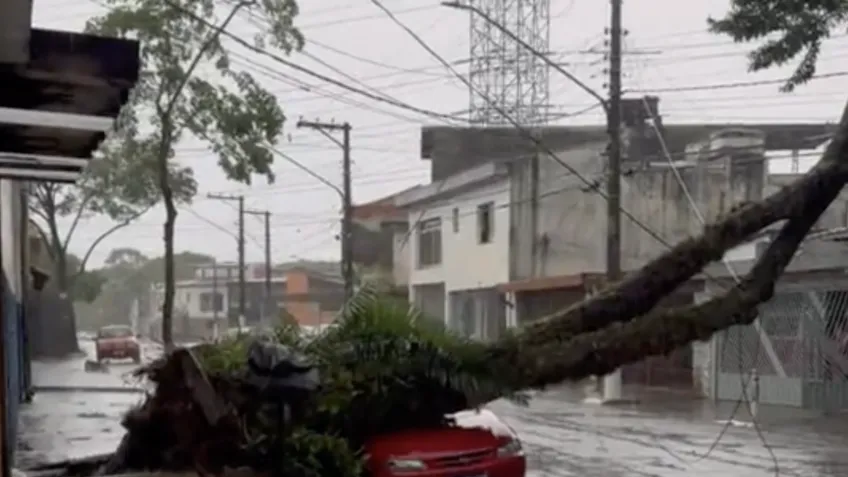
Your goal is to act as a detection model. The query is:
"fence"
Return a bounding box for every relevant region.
[716,288,848,411]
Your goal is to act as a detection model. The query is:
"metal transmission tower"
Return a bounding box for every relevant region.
[467,0,551,125]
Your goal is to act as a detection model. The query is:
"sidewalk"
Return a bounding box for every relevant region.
[15,340,158,468]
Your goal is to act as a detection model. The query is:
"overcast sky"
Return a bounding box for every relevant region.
[33,0,846,268]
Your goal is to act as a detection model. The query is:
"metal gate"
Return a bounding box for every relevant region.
[449,288,506,342]
[716,289,848,410]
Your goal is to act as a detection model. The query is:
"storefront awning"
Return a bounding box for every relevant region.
[0,28,140,183]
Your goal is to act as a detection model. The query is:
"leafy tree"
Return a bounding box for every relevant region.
[708,0,847,91]
[27,127,196,355]
[86,0,303,350]
[27,135,194,293]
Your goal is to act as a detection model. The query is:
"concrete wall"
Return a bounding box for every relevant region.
[407,179,511,291]
[509,139,774,279]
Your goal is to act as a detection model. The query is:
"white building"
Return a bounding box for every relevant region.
[396,162,511,340]
[147,262,236,340]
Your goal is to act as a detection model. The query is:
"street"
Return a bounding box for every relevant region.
[15,341,848,476]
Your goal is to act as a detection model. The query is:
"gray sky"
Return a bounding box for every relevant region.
[33,0,845,268]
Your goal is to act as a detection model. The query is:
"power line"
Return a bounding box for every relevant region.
[632,71,848,93]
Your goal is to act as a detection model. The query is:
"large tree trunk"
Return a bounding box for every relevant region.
[45,205,80,357]
[483,99,848,395]
[159,117,176,353]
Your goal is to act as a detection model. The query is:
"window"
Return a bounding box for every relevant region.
[452,207,460,233]
[477,202,494,244]
[200,292,224,312]
[417,218,442,267]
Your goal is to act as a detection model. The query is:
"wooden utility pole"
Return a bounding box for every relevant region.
[245,209,272,327]
[206,193,246,327]
[603,0,624,402]
[296,119,354,304]
[212,257,220,340]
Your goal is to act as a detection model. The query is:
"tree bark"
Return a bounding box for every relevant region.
[159,114,177,354]
[484,98,848,394]
[41,190,81,356]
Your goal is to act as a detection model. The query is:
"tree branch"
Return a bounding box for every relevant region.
[61,193,96,254]
[73,204,154,277]
[27,219,56,263]
[27,204,49,224]
[504,98,848,353]
[507,201,825,392]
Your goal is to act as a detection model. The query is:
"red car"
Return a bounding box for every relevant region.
[95,325,141,363]
[365,409,526,477]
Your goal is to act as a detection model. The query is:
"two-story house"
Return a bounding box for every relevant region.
[395,162,511,340]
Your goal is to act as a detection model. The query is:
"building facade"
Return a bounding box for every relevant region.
[397,162,511,340]
[389,99,838,391]
[697,229,848,411]
[147,263,347,339]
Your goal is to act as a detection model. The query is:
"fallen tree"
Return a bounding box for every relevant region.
[503,98,848,356]
[89,99,848,477]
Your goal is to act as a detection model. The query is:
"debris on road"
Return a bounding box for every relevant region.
[85,299,518,477]
[84,361,109,373]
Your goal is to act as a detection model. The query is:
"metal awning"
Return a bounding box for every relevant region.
[0,28,140,183]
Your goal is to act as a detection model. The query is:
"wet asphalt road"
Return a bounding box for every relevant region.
[15,339,848,476]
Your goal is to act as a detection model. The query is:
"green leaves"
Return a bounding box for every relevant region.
[87,0,302,187]
[708,0,848,91]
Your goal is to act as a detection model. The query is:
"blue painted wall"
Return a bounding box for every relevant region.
[1,178,27,468]
[3,287,22,463]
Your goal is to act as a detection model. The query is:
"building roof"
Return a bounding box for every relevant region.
[0,28,140,183]
[395,161,510,208]
[351,184,422,223]
[420,119,835,180]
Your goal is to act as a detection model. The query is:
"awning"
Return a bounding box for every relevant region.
[498,271,705,294]
[0,28,140,183]
[497,272,606,293]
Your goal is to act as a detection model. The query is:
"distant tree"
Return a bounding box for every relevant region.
[105,247,150,268]
[27,137,195,294]
[87,0,302,351]
[77,249,214,332]
[709,0,848,91]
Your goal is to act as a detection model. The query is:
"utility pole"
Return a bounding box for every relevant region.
[296,119,354,305]
[245,209,272,328]
[212,257,220,340]
[206,193,246,329]
[603,0,624,403]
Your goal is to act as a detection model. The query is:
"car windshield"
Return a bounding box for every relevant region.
[98,326,133,338]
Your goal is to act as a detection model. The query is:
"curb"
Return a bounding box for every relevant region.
[599,398,641,406]
[32,385,145,394]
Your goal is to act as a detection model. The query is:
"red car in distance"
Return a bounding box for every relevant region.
[95,325,141,363]
[365,409,526,477]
